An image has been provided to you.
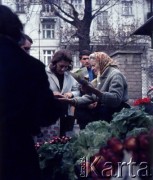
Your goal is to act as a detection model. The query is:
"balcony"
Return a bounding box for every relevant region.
[40,11,56,18]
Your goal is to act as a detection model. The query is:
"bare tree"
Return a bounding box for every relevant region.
[43,0,120,52]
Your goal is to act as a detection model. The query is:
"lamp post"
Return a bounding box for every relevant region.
[38,22,41,60]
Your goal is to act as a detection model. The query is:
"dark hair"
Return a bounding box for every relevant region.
[49,49,73,71]
[18,33,33,46]
[24,34,33,44]
[79,50,91,60]
[0,5,23,43]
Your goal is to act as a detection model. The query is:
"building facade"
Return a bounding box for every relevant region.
[1,0,150,64]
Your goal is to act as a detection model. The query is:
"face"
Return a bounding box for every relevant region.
[21,39,32,54]
[80,55,91,68]
[90,54,100,76]
[55,60,70,75]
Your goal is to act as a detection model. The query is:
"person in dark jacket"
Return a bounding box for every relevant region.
[79,50,96,82]
[73,50,97,129]
[0,5,61,180]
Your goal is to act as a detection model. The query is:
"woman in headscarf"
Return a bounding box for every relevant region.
[59,51,129,124]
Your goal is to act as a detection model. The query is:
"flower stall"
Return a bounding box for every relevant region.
[36,100,153,180]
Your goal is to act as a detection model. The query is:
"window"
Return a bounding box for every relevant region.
[97,11,108,30]
[42,4,54,13]
[96,0,109,5]
[122,1,133,16]
[99,36,109,43]
[42,22,55,39]
[16,0,25,13]
[43,50,55,66]
[71,0,82,10]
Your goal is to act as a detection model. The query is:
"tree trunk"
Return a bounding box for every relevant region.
[78,33,90,52]
[76,20,91,52]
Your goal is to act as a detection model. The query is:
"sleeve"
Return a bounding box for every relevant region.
[30,62,62,128]
[99,74,125,107]
[70,76,81,97]
[74,94,97,107]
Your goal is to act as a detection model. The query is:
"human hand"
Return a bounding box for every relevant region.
[53,92,65,98]
[81,83,95,94]
[87,102,98,109]
[63,92,73,99]
[58,97,74,105]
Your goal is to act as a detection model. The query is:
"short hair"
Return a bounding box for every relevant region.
[49,49,73,71]
[0,5,23,43]
[79,50,91,60]
[18,33,33,46]
[24,34,33,44]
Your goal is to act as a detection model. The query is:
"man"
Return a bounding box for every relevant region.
[0,5,61,180]
[79,49,96,82]
[74,50,97,129]
[19,33,33,54]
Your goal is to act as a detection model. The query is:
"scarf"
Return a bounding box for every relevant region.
[90,52,118,87]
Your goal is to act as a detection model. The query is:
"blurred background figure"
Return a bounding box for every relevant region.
[144,87,153,115]
[79,49,96,82]
[0,5,61,180]
[73,50,97,129]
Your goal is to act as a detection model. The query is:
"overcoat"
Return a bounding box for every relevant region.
[46,66,80,97]
[74,66,129,121]
[46,66,80,115]
[75,66,128,107]
[0,36,61,180]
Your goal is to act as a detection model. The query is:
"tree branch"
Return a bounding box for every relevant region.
[53,3,75,20]
[92,0,120,19]
[92,0,111,19]
[45,0,75,20]
[54,10,75,25]
[64,0,79,19]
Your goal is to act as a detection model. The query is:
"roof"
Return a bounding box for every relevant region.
[132,16,153,36]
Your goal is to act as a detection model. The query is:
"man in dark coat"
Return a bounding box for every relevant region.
[0,5,61,180]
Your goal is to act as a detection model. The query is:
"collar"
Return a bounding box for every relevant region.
[99,66,115,79]
[46,66,69,77]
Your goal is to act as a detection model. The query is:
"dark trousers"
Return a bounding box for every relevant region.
[75,107,95,129]
[75,102,130,129]
[93,102,130,122]
[60,115,75,136]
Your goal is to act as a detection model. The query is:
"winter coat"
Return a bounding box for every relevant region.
[46,66,80,97]
[75,66,128,108]
[46,67,80,116]
[0,36,61,180]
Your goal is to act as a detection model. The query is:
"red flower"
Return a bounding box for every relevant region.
[133,97,151,106]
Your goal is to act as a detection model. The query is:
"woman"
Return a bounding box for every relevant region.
[40,50,80,137]
[59,51,129,125]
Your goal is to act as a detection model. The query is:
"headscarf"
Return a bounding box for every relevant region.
[90,52,118,75]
